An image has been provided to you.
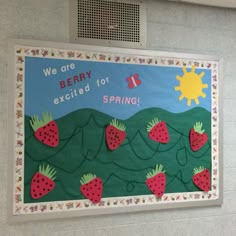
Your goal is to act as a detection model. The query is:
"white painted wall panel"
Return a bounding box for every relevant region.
[0,0,236,235]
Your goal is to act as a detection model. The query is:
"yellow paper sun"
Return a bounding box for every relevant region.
[175,66,208,106]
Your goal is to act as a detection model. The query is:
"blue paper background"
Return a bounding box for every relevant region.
[25,57,211,120]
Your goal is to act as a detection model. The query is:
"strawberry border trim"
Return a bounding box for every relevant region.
[13,192,219,215]
[13,45,220,215]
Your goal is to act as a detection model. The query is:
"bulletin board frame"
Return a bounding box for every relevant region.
[8,39,223,222]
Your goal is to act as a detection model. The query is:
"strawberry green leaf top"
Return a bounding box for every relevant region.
[39,164,56,180]
[146,164,165,179]
[80,173,97,185]
[30,112,54,132]
[193,122,205,134]
[146,117,161,132]
[193,166,206,175]
[110,119,126,131]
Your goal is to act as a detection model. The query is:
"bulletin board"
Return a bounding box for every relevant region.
[8,40,222,220]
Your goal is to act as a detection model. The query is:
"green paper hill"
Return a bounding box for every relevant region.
[24,107,211,203]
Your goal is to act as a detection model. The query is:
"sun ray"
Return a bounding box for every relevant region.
[176,75,182,81]
[194,98,199,105]
[199,72,205,78]
[202,83,208,88]
[175,86,180,91]
[179,94,185,101]
[182,67,187,74]
[187,99,191,106]
[191,65,195,72]
[200,92,206,98]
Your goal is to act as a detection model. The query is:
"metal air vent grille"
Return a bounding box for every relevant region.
[69,0,146,48]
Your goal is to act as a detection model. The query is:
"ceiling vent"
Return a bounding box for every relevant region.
[69,0,146,48]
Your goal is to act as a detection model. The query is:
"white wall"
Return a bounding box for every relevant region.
[1,0,236,235]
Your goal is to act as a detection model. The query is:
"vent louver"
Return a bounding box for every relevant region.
[69,0,146,48]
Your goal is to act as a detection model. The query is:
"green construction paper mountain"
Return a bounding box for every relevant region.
[24,107,211,203]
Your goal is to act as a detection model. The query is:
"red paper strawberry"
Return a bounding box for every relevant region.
[30,112,59,147]
[146,117,169,143]
[146,164,166,198]
[31,164,56,199]
[106,119,126,150]
[80,174,103,203]
[190,122,208,151]
[192,166,211,192]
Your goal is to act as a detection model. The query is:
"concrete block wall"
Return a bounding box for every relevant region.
[0,0,236,235]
